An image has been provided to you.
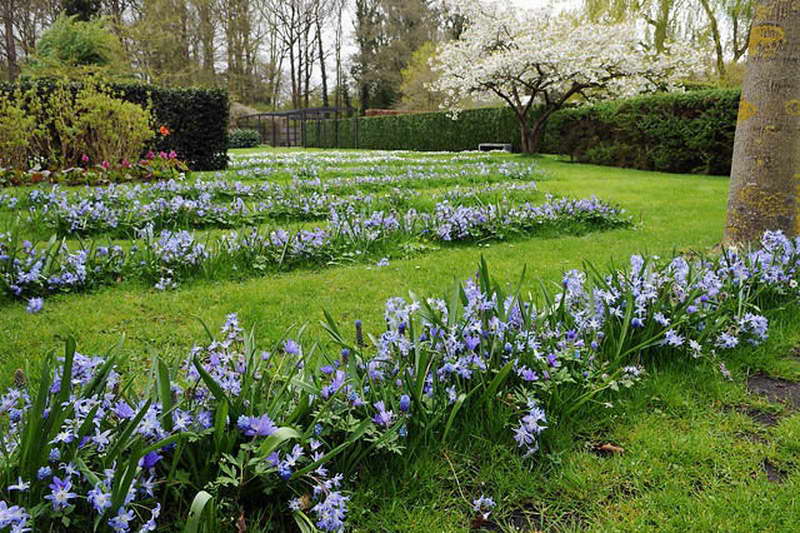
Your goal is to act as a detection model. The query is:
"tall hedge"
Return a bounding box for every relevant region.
[0,80,229,171]
[305,106,524,152]
[305,89,741,176]
[545,89,740,175]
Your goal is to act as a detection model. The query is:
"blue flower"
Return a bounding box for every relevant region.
[139,450,162,470]
[472,495,496,512]
[44,476,78,510]
[108,506,135,533]
[25,297,43,314]
[88,484,112,513]
[237,414,277,437]
[399,394,411,412]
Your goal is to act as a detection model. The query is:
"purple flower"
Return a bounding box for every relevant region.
[399,394,411,412]
[108,506,135,532]
[321,370,346,399]
[25,298,43,314]
[88,484,112,513]
[139,451,162,470]
[664,329,684,347]
[44,476,78,510]
[237,414,277,437]
[312,490,349,532]
[113,400,135,419]
[472,495,496,512]
[284,339,301,355]
[372,401,395,427]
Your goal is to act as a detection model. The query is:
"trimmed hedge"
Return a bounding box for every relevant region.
[306,89,741,175]
[0,80,229,171]
[305,106,524,152]
[545,89,740,175]
[227,128,261,148]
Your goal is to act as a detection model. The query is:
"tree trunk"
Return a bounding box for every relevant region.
[698,0,727,79]
[2,0,18,81]
[725,0,800,244]
[316,18,328,108]
[518,110,551,154]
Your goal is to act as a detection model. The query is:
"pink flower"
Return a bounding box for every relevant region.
[81,154,90,163]
[159,151,168,159]
[146,151,155,160]
[101,160,110,170]
[168,150,177,159]
[121,159,131,168]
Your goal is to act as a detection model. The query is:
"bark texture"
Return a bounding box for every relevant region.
[725,0,800,244]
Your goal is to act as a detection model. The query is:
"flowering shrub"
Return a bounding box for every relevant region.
[1,231,798,530]
[0,152,188,188]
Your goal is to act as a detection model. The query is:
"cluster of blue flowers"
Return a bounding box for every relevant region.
[1,193,628,309]
[2,230,800,530]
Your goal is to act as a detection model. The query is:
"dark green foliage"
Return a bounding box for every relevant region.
[0,79,229,171]
[62,0,102,21]
[112,83,229,171]
[305,106,524,152]
[227,128,261,148]
[306,89,741,175]
[544,89,740,175]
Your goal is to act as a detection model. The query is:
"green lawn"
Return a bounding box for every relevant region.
[4,148,798,531]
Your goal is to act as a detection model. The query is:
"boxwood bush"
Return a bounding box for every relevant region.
[0,79,229,171]
[306,89,741,176]
[227,127,261,148]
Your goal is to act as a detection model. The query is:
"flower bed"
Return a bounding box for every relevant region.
[0,153,188,188]
[0,231,797,531]
[13,179,538,238]
[0,196,628,306]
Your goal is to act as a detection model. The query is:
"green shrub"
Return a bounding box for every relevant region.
[0,89,40,168]
[546,89,740,175]
[227,127,261,148]
[21,14,129,80]
[0,79,229,171]
[0,80,153,169]
[48,82,153,166]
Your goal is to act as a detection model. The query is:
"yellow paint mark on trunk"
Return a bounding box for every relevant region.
[738,99,757,122]
[749,25,785,57]
[786,99,800,115]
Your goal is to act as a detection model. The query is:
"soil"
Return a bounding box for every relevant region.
[746,373,800,408]
[762,458,788,483]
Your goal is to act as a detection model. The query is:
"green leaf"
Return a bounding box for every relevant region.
[183,490,216,533]
[258,426,302,458]
[293,511,319,533]
[157,357,174,432]
[443,393,467,442]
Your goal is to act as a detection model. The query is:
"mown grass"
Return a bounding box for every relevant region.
[6,148,798,531]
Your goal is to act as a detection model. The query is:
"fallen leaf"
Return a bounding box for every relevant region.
[594,442,625,456]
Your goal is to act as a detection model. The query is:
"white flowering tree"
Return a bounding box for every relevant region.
[433,1,702,153]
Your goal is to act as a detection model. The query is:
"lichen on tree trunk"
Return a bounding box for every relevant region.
[725,0,800,245]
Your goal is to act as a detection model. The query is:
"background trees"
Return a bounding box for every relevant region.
[0,0,762,112]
